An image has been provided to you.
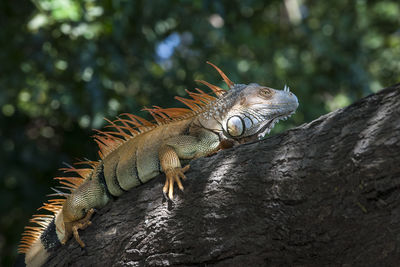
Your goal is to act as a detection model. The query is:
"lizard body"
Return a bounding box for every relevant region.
[17,62,299,267]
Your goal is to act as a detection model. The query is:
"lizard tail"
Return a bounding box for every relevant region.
[17,161,98,266]
[15,211,63,267]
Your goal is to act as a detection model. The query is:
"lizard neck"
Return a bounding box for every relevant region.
[192,113,223,136]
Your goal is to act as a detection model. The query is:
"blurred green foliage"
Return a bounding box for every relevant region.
[1,0,399,265]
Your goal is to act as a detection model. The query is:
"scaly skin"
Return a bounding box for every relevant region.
[17,63,299,267]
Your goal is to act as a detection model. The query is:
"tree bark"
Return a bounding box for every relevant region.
[46,85,400,267]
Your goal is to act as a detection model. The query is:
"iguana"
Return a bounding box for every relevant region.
[16,62,299,267]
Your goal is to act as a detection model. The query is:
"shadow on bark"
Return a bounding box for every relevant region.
[46,84,400,267]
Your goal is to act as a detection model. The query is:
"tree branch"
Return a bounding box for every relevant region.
[47,84,400,266]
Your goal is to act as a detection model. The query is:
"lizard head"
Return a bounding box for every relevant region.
[197,62,299,144]
[199,82,299,143]
[220,83,298,142]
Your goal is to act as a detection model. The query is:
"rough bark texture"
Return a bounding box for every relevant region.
[46,85,400,267]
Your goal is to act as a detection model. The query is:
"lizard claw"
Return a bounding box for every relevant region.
[163,165,190,200]
[72,208,95,248]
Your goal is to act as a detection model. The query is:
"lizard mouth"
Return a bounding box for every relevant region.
[237,111,295,144]
[256,112,294,139]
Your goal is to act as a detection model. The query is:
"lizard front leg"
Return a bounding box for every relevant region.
[159,144,190,200]
[159,131,220,200]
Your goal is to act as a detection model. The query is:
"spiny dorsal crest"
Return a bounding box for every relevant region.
[94,62,234,159]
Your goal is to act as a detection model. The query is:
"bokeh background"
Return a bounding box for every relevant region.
[1,0,399,265]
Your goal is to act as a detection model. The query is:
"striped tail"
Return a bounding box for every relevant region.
[16,210,65,267]
[17,161,98,266]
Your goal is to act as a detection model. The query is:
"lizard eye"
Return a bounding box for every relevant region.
[227,116,245,137]
[260,88,272,98]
